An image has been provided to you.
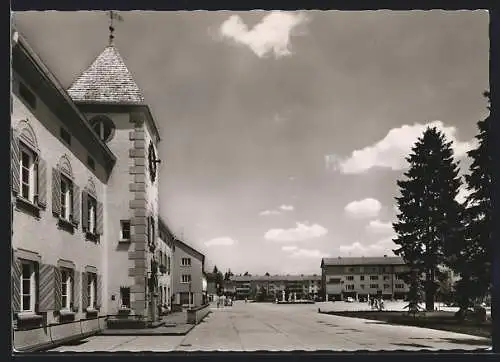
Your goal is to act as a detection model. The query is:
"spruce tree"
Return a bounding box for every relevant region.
[454,91,493,313]
[393,127,463,312]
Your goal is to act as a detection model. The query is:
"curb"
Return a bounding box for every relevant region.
[99,325,195,336]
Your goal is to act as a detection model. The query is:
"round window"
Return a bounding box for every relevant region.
[89,115,115,143]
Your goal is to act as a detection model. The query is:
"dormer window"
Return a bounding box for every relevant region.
[89,115,115,143]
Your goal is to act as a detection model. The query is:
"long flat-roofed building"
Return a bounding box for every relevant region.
[321,256,410,301]
[230,274,321,300]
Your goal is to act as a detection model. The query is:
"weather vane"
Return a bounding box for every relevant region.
[108,11,123,45]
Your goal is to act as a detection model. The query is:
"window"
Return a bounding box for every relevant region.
[60,128,71,146]
[345,276,354,281]
[370,275,379,280]
[120,287,130,308]
[384,284,390,289]
[87,195,97,234]
[167,256,171,274]
[87,155,95,170]
[60,174,73,221]
[87,273,97,309]
[19,82,37,109]
[90,116,115,143]
[396,274,404,280]
[181,274,191,283]
[360,284,365,289]
[181,258,191,266]
[395,284,405,289]
[120,220,131,241]
[147,216,155,245]
[19,143,37,203]
[61,269,72,310]
[345,284,355,291]
[360,275,365,281]
[370,284,379,289]
[21,261,36,312]
[383,275,390,280]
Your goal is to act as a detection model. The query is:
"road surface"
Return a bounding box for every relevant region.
[49,301,491,352]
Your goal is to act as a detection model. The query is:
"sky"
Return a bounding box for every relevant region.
[13,10,490,276]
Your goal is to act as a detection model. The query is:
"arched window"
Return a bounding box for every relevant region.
[82,178,103,240]
[53,155,77,226]
[89,115,115,143]
[11,119,47,210]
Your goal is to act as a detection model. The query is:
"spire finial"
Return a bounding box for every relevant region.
[108,11,123,46]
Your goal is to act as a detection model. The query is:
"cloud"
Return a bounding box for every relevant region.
[290,248,329,258]
[259,210,281,216]
[219,11,308,58]
[338,237,396,257]
[204,237,237,247]
[259,204,294,216]
[366,219,394,234]
[326,120,476,174]
[265,222,328,242]
[345,198,382,218]
[282,245,329,258]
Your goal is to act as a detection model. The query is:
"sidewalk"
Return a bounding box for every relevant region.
[100,311,193,336]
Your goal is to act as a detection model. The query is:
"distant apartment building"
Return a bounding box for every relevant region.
[171,238,205,307]
[321,256,410,301]
[230,274,321,300]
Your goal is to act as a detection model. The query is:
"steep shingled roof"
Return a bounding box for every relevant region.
[321,256,405,266]
[67,46,145,104]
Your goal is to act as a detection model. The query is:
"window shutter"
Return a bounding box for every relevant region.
[54,267,62,311]
[11,130,20,195]
[96,274,102,309]
[72,184,80,226]
[38,264,56,312]
[73,271,80,312]
[81,191,88,231]
[81,272,88,310]
[96,201,103,235]
[12,256,21,312]
[51,168,61,216]
[37,158,47,208]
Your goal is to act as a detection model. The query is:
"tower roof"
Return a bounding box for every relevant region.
[67,45,145,105]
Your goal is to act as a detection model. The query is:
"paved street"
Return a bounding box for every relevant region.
[50,302,491,352]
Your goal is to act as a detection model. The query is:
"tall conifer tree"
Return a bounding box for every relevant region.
[453,91,493,312]
[393,127,463,312]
